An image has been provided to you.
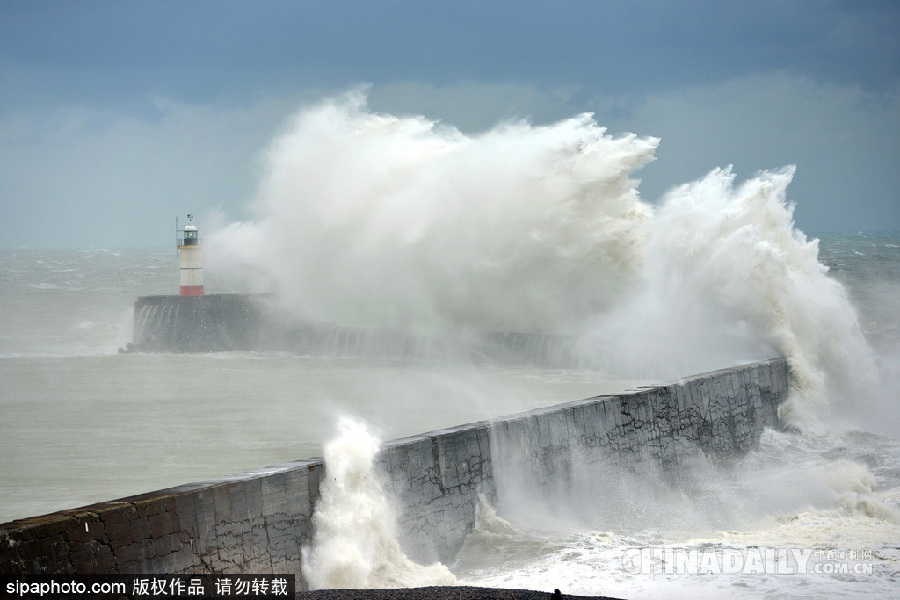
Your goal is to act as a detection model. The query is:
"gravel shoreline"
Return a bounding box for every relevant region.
[296,587,623,600]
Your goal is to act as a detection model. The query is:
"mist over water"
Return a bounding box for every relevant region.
[209,91,883,427]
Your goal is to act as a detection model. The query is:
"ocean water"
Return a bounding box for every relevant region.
[2,97,899,598]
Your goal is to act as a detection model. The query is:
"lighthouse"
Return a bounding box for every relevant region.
[178,214,204,296]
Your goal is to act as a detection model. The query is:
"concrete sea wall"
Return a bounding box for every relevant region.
[0,359,789,586]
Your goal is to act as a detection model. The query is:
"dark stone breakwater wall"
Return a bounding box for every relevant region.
[129,294,578,365]
[0,359,789,586]
[130,294,270,353]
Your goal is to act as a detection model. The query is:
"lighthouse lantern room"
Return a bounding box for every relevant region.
[177,214,204,296]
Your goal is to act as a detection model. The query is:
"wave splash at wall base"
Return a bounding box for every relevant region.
[301,417,456,589]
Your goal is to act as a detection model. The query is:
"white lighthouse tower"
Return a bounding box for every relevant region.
[178,214,204,296]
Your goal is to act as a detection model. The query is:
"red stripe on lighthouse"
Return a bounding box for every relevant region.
[180,285,204,296]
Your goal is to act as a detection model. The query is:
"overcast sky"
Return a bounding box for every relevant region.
[1,0,898,248]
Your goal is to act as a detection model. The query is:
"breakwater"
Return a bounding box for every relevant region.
[0,359,789,586]
[129,294,270,353]
[129,294,578,365]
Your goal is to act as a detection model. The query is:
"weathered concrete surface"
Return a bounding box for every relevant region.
[0,359,789,585]
[382,358,788,563]
[0,460,325,583]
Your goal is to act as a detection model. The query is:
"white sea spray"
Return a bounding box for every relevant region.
[209,92,881,424]
[302,417,456,589]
